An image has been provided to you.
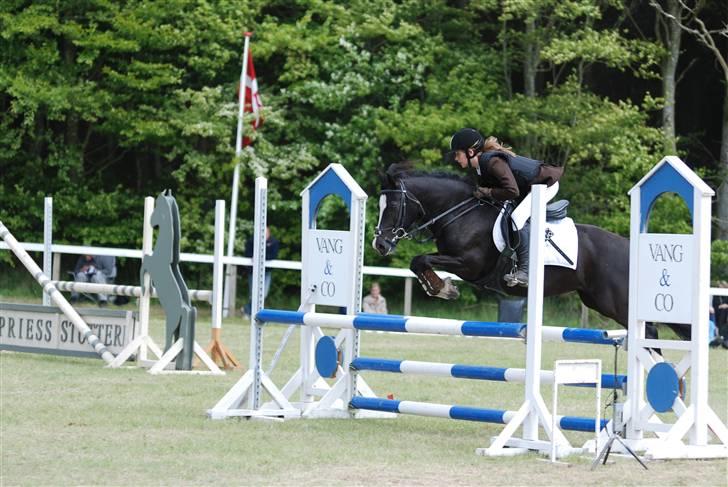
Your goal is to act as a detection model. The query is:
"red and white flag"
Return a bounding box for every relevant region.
[239,49,263,147]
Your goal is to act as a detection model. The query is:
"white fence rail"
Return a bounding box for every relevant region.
[0,240,461,315]
[2,243,725,310]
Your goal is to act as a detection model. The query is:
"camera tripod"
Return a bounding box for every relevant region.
[591,337,648,470]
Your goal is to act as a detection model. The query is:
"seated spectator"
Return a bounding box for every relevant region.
[71,255,116,305]
[363,282,388,314]
[709,304,719,347]
[713,280,728,349]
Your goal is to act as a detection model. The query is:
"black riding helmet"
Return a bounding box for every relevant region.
[446,128,484,163]
[450,128,484,151]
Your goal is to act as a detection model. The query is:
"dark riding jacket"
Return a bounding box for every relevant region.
[476,151,564,202]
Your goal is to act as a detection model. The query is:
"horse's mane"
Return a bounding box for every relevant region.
[385,162,470,185]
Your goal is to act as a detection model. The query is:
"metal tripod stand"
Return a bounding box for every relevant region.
[591,337,648,470]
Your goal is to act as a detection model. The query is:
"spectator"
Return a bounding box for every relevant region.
[242,226,280,318]
[71,255,116,305]
[709,304,719,347]
[712,280,728,349]
[362,282,388,314]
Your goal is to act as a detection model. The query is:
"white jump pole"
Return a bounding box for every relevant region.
[0,221,115,364]
[48,281,212,302]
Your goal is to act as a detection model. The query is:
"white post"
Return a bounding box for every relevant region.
[43,197,53,306]
[691,185,711,444]
[626,185,643,441]
[523,184,546,441]
[344,188,367,407]
[404,277,413,316]
[299,181,315,405]
[138,197,154,362]
[223,32,253,318]
[211,200,225,330]
[249,177,267,409]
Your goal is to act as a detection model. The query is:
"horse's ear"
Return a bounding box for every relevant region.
[385,160,414,182]
[164,189,172,196]
[378,168,393,189]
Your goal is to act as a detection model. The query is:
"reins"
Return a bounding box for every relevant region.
[375,179,503,244]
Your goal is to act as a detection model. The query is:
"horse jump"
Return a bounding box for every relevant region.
[210,160,727,460]
[209,165,621,458]
[0,196,225,374]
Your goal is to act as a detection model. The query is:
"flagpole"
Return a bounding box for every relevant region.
[224,31,252,318]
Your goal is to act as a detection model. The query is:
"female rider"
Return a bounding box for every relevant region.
[448,128,564,287]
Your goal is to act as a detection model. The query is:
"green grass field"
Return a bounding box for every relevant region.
[1,296,727,486]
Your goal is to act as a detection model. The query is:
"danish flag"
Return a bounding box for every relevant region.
[240,49,263,147]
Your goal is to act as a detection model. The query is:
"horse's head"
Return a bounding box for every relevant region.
[372,163,425,256]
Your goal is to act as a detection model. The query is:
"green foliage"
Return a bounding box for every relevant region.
[0,0,723,281]
[712,240,728,282]
[489,80,663,234]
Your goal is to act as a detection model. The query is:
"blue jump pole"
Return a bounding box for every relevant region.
[255,309,624,345]
[255,309,526,338]
[350,397,608,433]
[351,357,627,390]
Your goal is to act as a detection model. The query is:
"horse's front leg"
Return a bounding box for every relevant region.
[410,254,465,300]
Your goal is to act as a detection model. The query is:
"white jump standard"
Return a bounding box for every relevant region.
[612,156,728,459]
[209,165,606,458]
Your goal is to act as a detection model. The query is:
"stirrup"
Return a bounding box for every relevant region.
[503,272,519,287]
[514,272,529,287]
[502,255,522,287]
[504,268,528,287]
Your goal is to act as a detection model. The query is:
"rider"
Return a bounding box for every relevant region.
[448,128,564,287]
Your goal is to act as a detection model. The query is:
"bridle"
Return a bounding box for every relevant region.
[374,179,426,245]
[374,178,501,246]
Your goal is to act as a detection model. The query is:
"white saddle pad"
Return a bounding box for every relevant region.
[493,210,578,270]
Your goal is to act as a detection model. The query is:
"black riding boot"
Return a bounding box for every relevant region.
[512,224,530,286]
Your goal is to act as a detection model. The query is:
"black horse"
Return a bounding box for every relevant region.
[373,163,689,340]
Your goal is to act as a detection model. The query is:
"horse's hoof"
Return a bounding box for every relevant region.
[437,277,459,300]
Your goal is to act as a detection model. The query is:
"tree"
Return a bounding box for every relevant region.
[651,0,689,153]
[651,0,728,239]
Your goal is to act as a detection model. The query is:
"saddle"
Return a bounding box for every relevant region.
[546,200,569,221]
[476,198,576,294]
[499,199,570,252]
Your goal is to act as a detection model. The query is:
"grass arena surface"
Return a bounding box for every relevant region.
[1,301,727,485]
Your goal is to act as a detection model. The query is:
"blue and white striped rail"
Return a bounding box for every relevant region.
[255,309,624,345]
[351,357,627,390]
[256,309,525,338]
[539,326,625,346]
[350,397,607,433]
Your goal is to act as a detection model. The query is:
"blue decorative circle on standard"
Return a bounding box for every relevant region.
[646,362,680,412]
[315,336,338,378]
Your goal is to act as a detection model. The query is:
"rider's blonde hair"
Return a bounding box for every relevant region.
[482,136,515,156]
